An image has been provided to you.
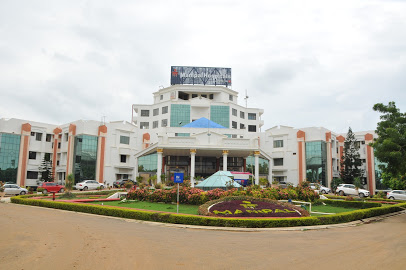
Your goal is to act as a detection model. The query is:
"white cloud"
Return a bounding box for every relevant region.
[0,0,405,132]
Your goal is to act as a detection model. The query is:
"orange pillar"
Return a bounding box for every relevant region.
[96,125,107,183]
[297,130,306,184]
[337,135,345,173]
[17,123,31,187]
[52,127,62,181]
[66,124,76,175]
[365,134,375,195]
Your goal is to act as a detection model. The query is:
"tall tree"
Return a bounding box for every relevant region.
[340,127,364,184]
[39,154,53,182]
[372,102,406,190]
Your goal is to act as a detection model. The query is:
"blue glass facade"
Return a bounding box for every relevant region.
[210,105,229,128]
[73,135,98,184]
[0,133,21,184]
[305,141,327,186]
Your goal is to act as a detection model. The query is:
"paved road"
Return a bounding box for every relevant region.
[1,203,405,270]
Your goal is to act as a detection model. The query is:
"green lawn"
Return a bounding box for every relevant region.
[311,204,358,216]
[92,200,200,215]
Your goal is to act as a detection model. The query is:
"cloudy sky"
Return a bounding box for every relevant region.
[1,0,405,133]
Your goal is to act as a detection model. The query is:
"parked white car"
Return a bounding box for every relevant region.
[3,184,28,196]
[75,180,104,191]
[309,183,331,194]
[336,184,370,198]
[387,190,406,200]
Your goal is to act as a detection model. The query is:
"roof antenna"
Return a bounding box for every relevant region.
[244,89,249,108]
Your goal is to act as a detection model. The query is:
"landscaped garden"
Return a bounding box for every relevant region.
[10,184,406,228]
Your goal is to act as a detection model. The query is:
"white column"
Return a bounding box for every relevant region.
[134,157,139,178]
[190,149,196,188]
[222,150,229,171]
[268,158,273,185]
[254,151,260,185]
[157,148,163,184]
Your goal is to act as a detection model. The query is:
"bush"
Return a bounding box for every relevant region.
[373,191,387,199]
[10,195,406,228]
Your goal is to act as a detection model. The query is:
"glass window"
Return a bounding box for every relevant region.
[192,94,198,98]
[36,133,42,141]
[153,108,159,116]
[65,133,69,141]
[248,113,256,120]
[140,122,149,129]
[138,153,157,172]
[0,133,21,184]
[210,105,229,128]
[232,121,237,129]
[27,171,38,179]
[162,106,168,114]
[209,94,214,99]
[162,119,168,127]
[58,142,61,149]
[153,121,158,129]
[170,104,190,127]
[229,95,233,101]
[141,110,150,117]
[201,94,207,98]
[274,158,283,166]
[44,153,51,161]
[29,151,36,160]
[46,134,52,142]
[31,132,35,136]
[232,108,237,116]
[240,111,245,119]
[73,135,98,184]
[240,123,245,129]
[120,155,127,163]
[120,135,130,145]
[274,140,284,148]
[248,125,256,132]
[160,95,163,100]
[305,141,328,186]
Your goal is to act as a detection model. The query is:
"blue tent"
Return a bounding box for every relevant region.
[196,171,241,191]
[183,117,226,129]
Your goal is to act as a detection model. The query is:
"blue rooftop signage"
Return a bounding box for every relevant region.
[182,117,226,129]
[171,66,231,86]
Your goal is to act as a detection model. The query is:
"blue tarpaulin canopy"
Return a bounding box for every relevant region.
[195,171,241,191]
[183,117,226,129]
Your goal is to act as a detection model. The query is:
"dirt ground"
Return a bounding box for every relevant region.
[1,203,405,270]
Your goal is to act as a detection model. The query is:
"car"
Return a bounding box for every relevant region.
[387,190,406,200]
[113,179,136,188]
[278,181,288,188]
[336,184,370,198]
[75,180,104,191]
[309,183,331,194]
[39,182,65,194]
[3,184,28,196]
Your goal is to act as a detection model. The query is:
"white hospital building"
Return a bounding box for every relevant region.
[0,66,379,194]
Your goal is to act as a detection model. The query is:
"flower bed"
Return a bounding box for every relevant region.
[202,196,309,218]
[126,185,320,205]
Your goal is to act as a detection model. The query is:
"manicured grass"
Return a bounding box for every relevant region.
[311,204,358,216]
[92,200,200,215]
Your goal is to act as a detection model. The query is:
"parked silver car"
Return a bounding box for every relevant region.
[309,183,331,194]
[387,190,406,200]
[75,180,104,191]
[336,184,370,198]
[3,184,28,196]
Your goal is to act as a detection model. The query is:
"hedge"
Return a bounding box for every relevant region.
[321,199,382,209]
[10,196,406,228]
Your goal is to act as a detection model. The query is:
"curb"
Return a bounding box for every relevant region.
[6,202,406,232]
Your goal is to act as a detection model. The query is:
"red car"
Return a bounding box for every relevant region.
[39,182,65,194]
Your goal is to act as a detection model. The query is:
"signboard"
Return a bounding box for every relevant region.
[174,173,184,183]
[171,66,231,86]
